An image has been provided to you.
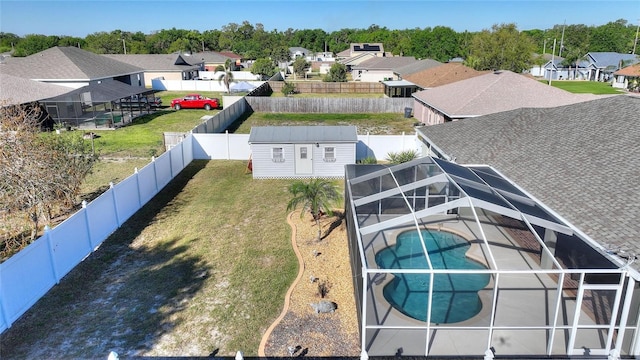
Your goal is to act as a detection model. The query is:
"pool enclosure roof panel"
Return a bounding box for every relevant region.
[349,157,568,233]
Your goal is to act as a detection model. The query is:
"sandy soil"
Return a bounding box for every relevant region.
[260,210,360,357]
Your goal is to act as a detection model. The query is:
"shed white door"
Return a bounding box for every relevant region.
[294,144,313,175]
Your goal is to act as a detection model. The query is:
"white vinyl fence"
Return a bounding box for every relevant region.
[151,78,265,92]
[0,136,194,333]
[1,124,415,334]
[191,132,418,161]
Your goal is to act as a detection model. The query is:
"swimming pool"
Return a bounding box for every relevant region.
[375,229,490,323]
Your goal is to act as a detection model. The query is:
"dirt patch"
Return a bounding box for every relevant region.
[261,210,360,357]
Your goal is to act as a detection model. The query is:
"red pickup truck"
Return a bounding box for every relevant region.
[170,94,220,110]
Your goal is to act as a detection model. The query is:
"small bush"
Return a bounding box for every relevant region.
[386,150,419,164]
[357,157,378,164]
[281,82,296,96]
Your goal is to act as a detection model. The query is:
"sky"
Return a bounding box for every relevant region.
[0,0,639,37]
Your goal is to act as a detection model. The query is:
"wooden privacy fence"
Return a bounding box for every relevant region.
[245,97,414,113]
[268,81,383,93]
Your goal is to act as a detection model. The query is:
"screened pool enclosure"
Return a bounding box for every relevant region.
[344,157,640,358]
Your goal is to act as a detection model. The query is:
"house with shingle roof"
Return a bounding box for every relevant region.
[351,56,417,82]
[400,62,486,89]
[579,52,640,81]
[336,42,386,60]
[393,58,443,79]
[0,46,151,128]
[0,73,73,106]
[415,94,639,275]
[412,70,604,125]
[103,53,202,87]
[612,63,640,91]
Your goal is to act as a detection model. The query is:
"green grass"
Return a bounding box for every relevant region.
[90,109,213,158]
[542,80,625,94]
[0,161,299,357]
[230,112,416,135]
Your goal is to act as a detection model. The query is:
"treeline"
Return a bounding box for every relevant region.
[0,19,637,71]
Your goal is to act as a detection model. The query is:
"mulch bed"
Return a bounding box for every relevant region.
[261,210,360,357]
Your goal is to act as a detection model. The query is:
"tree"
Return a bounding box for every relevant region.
[218,59,235,93]
[251,58,277,80]
[468,23,536,72]
[286,179,342,241]
[0,103,97,245]
[281,82,296,96]
[292,56,310,79]
[323,63,348,82]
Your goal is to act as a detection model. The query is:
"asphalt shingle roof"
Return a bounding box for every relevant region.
[412,70,604,118]
[0,73,73,105]
[0,47,143,80]
[394,59,444,77]
[417,94,640,271]
[403,62,488,88]
[351,56,417,71]
[103,53,200,71]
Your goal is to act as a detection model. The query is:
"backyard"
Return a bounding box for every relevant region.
[1,161,303,357]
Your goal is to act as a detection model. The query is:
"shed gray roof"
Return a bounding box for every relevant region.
[0,47,143,80]
[102,53,200,71]
[416,94,640,271]
[0,73,74,105]
[248,126,358,144]
[412,70,604,118]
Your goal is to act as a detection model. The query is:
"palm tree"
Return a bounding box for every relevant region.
[287,179,342,241]
[218,59,235,93]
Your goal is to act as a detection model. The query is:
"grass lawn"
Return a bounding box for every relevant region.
[230,112,417,135]
[542,80,625,94]
[1,161,300,357]
[89,109,214,158]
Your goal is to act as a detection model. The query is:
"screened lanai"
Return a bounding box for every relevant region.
[344,157,640,358]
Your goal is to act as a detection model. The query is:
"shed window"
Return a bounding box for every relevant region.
[324,147,336,162]
[272,147,284,162]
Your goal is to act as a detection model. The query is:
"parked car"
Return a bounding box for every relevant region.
[170,94,220,110]
[114,94,162,110]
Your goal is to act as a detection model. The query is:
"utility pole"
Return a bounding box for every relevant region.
[559,20,566,57]
[122,38,127,54]
[633,19,639,55]
[548,39,556,86]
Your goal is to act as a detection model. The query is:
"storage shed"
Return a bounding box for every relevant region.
[248,126,358,179]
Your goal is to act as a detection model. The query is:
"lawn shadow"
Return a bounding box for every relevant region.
[224,108,254,133]
[0,160,210,358]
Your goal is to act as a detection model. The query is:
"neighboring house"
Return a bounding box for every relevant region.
[103,53,201,87]
[0,46,148,127]
[189,51,236,71]
[529,54,576,80]
[612,63,640,91]
[248,126,357,179]
[578,52,640,81]
[289,47,311,59]
[336,43,386,59]
[412,70,603,125]
[393,59,443,81]
[0,73,75,129]
[415,94,639,273]
[0,73,73,106]
[350,56,417,82]
[400,62,485,89]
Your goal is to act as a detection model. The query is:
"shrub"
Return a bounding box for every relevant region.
[386,150,419,164]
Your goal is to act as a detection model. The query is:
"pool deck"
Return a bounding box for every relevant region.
[359,211,607,357]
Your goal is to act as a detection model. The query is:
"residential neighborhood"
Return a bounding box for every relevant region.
[1,15,640,360]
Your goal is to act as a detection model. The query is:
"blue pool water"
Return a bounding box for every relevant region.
[375,229,490,323]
